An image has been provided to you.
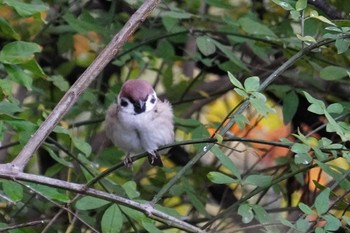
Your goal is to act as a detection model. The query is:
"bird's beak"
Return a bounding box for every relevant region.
[134,99,146,114]
[138,100,145,110]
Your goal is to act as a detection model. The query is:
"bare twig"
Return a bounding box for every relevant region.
[1,0,162,172]
[0,219,48,231]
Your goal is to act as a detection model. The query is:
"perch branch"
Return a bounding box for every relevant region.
[0,171,204,233]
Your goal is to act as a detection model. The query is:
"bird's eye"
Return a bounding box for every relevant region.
[120,99,128,107]
[150,95,156,104]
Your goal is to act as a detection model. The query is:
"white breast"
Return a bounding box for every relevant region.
[105,100,174,155]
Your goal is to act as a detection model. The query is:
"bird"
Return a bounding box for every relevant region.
[105,79,174,167]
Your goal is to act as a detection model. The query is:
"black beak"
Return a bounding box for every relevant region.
[134,100,146,114]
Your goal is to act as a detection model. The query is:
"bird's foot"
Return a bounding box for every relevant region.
[123,154,133,168]
[147,151,163,167]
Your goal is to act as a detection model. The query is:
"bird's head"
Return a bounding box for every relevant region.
[117,80,158,115]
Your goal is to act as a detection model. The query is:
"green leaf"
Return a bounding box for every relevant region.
[323,214,341,231]
[239,17,277,37]
[174,117,201,127]
[250,96,273,116]
[326,103,343,114]
[122,181,140,199]
[186,189,206,215]
[283,91,299,124]
[320,66,349,80]
[280,217,296,229]
[101,204,123,233]
[0,78,12,96]
[244,76,260,92]
[6,119,37,144]
[234,88,248,98]
[296,34,317,43]
[207,171,237,184]
[315,188,330,215]
[75,196,110,210]
[228,72,243,89]
[196,36,216,56]
[238,204,254,223]
[142,219,162,233]
[0,16,20,40]
[29,183,70,203]
[4,64,32,90]
[303,91,325,115]
[162,10,192,19]
[294,152,312,165]
[63,13,106,36]
[161,16,179,32]
[0,121,4,141]
[48,75,69,91]
[156,39,175,61]
[298,202,314,215]
[21,59,46,78]
[244,175,272,187]
[291,143,310,154]
[213,40,248,71]
[311,15,335,26]
[0,41,42,64]
[335,38,350,54]
[0,101,22,114]
[295,218,310,232]
[211,145,241,180]
[72,137,92,156]
[204,0,231,8]
[2,0,49,17]
[2,180,23,202]
[43,145,73,168]
[296,0,307,11]
[315,227,325,233]
[119,206,146,222]
[272,0,295,11]
[342,216,350,225]
[313,146,328,160]
[233,114,250,130]
[252,205,269,223]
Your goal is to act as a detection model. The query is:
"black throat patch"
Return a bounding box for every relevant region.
[130,96,147,114]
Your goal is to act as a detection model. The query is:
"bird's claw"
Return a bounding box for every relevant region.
[123,154,133,168]
[148,151,163,167]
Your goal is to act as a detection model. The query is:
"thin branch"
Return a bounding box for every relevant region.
[0,219,48,231]
[307,0,346,19]
[15,180,99,233]
[41,209,64,233]
[150,34,350,215]
[203,156,335,230]
[0,172,203,233]
[0,141,20,150]
[1,0,162,172]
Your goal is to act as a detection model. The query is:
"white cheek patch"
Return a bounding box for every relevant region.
[118,96,135,114]
[144,92,157,112]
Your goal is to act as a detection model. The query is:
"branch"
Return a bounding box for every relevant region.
[0,171,204,233]
[1,0,161,172]
[307,0,347,19]
[150,35,350,207]
[16,180,99,233]
[0,219,48,231]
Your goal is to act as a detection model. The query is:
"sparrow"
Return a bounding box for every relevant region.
[105,79,174,167]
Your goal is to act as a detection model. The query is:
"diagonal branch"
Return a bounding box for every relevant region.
[0,171,204,233]
[1,0,161,172]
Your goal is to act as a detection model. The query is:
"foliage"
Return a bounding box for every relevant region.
[0,0,349,232]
